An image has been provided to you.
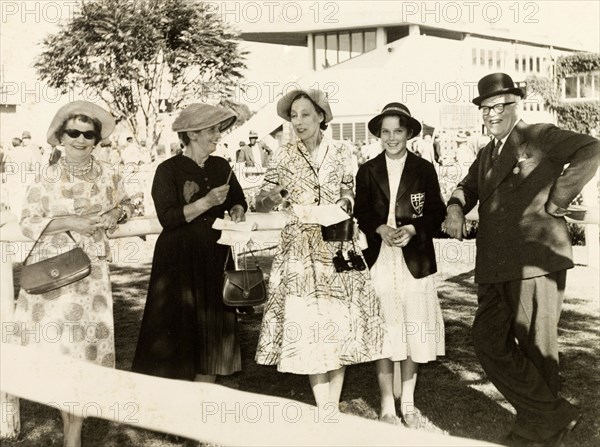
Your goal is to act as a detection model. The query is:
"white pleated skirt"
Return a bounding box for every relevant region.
[370,243,445,363]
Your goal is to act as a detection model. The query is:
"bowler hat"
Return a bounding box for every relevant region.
[472,73,525,106]
[21,131,32,139]
[249,130,258,138]
[368,102,421,139]
[172,103,237,133]
[277,88,333,123]
[47,101,115,146]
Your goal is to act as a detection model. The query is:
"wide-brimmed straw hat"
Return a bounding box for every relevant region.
[368,102,421,139]
[276,88,333,123]
[47,101,115,145]
[472,73,525,106]
[172,103,237,133]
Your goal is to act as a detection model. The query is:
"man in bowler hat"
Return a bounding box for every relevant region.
[444,73,599,446]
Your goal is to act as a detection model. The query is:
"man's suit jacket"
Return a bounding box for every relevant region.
[355,151,446,279]
[451,120,600,284]
[244,142,271,167]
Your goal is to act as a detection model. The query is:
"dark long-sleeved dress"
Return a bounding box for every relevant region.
[132,154,247,380]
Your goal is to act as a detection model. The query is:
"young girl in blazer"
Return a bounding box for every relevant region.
[355,103,446,427]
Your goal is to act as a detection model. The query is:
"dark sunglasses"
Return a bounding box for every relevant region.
[64,129,97,140]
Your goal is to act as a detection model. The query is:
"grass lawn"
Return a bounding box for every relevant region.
[4,238,599,446]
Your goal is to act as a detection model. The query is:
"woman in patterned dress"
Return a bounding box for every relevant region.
[132,103,247,383]
[254,89,387,412]
[355,103,445,426]
[11,101,131,447]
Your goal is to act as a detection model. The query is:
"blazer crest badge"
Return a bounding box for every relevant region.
[411,192,425,217]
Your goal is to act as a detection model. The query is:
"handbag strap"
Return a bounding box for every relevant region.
[22,230,78,266]
[223,243,266,271]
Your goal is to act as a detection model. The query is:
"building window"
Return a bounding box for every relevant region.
[365,31,376,52]
[564,72,600,99]
[342,123,353,140]
[522,57,527,72]
[515,56,520,71]
[338,33,350,63]
[331,123,341,140]
[480,49,485,66]
[355,123,366,143]
[536,57,540,72]
[326,34,338,66]
[351,32,363,57]
[496,50,502,68]
[314,34,326,70]
[313,30,376,70]
[488,50,494,69]
[472,48,477,65]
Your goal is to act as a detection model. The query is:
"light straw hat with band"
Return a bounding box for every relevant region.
[172,103,237,133]
[47,101,115,146]
[276,88,333,123]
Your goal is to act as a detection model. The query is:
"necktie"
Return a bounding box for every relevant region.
[491,139,502,165]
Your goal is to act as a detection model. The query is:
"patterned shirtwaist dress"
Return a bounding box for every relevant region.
[255,136,388,374]
[11,159,130,367]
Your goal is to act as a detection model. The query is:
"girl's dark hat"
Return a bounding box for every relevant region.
[472,73,525,106]
[172,103,237,133]
[277,88,333,123]
[368,102,421,139]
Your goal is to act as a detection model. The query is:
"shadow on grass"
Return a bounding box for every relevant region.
[6,246,599,446]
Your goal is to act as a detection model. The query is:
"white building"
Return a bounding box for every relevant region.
[222,7,596,149]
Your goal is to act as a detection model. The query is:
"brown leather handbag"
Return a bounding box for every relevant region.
[20,232,91,295]
[222,247,267,307]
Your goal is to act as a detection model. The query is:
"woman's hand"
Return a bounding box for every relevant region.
[394,225,416,247]
[98,208,120,233]
[70,216,104,238]
[204,185,230,208]
[255,185,286,212]
[376,225,397,247]
[230,205,245,223]
[336,197,352,215]
[376,224,416,247]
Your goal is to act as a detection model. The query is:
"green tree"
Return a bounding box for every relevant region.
[36,0,247,147]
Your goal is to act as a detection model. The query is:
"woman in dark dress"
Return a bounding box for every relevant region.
[132,103,247,383]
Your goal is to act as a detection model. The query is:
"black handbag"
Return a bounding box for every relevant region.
[20,231,91,295]
[321,217,354,242]
[222,247,267,307]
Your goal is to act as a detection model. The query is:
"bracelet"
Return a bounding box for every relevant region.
[116,204,128,223]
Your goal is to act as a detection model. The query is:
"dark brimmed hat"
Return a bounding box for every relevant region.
[47,101,115,145]
[472,73,525,106]
[368,102,421,139]
[172,103,237,133]
[22,131,32,139]
[277,89,333,123]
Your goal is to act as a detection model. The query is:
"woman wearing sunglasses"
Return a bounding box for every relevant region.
[10,100,132,447]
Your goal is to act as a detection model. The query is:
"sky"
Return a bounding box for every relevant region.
[0,0,599,140]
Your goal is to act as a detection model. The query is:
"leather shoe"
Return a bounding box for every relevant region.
[538,414,581,447]
[379,414,402,425]
[401,408,423,429]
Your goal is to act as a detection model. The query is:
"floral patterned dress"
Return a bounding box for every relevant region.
[255,136,387,374]
[11,159,130,367]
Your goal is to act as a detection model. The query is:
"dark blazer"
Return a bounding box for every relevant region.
[451,120,600,284]
[355,151,445,279]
